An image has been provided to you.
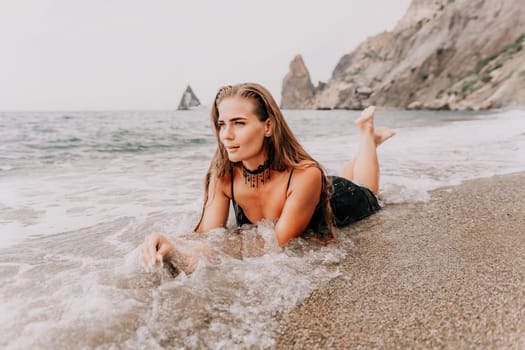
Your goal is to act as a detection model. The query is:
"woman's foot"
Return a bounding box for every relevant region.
[354,106,375,134]
[374,126,396,146]
[355,106,395,146]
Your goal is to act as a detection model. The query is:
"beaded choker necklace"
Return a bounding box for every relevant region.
[242,160,271,188]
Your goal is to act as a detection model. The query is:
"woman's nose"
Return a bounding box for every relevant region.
[221,125,234,140]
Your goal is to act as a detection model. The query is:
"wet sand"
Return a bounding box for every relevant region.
[276,172,525,349]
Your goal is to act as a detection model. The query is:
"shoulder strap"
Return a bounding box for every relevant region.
[230,167,235,202]
[286,168,294,192]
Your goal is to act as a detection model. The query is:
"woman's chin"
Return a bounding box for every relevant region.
[227,155,241,163]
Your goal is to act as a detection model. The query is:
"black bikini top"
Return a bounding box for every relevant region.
[231,167,294,226]
[231,167,323,229]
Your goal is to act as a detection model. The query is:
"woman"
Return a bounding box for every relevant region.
[140,83,394,270]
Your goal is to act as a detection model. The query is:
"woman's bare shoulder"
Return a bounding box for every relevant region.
[289,161,323,190]
[216,168,234,198]
[294,160,323,175]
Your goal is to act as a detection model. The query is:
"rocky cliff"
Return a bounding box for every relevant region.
[282,0,525,110]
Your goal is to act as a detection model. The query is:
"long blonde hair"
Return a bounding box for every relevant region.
[197,82,335,239]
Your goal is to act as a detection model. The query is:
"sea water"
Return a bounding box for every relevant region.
[1,108,524,349]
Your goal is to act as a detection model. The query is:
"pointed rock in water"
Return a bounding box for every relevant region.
[177,85,201,110]
[281,55,315,109]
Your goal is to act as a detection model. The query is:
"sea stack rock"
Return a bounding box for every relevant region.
[281,55,315,109]
[177,85,201,110]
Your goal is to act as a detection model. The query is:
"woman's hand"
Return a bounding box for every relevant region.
[140,232,175,271]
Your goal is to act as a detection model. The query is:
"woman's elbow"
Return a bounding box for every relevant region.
[276,234,289,246]
[275,229,299,246]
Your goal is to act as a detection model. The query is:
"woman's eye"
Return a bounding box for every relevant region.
[217,123,225,128]
[234,121,245,126]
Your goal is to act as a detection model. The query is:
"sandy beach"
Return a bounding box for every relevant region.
[276,172,525,349]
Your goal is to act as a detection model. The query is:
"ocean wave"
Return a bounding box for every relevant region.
[1,109,525,348]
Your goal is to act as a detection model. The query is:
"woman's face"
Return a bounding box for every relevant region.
[217,97,270,166]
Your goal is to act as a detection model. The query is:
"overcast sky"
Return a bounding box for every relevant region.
[0,0,411,110]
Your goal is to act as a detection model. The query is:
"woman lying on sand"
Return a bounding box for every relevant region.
[140,82,395,271]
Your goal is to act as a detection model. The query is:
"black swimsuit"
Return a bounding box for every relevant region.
[231,169,295,226]
[231,169,382,229]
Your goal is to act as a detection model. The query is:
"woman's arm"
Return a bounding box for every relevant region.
[274,166,323,245]
[194,172,231,232]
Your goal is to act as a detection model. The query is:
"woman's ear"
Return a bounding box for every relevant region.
[264,119,272,137]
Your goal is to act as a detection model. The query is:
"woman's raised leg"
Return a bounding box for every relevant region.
[340,106,395,194]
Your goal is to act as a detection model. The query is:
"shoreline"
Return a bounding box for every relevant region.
[275,172,525,348]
